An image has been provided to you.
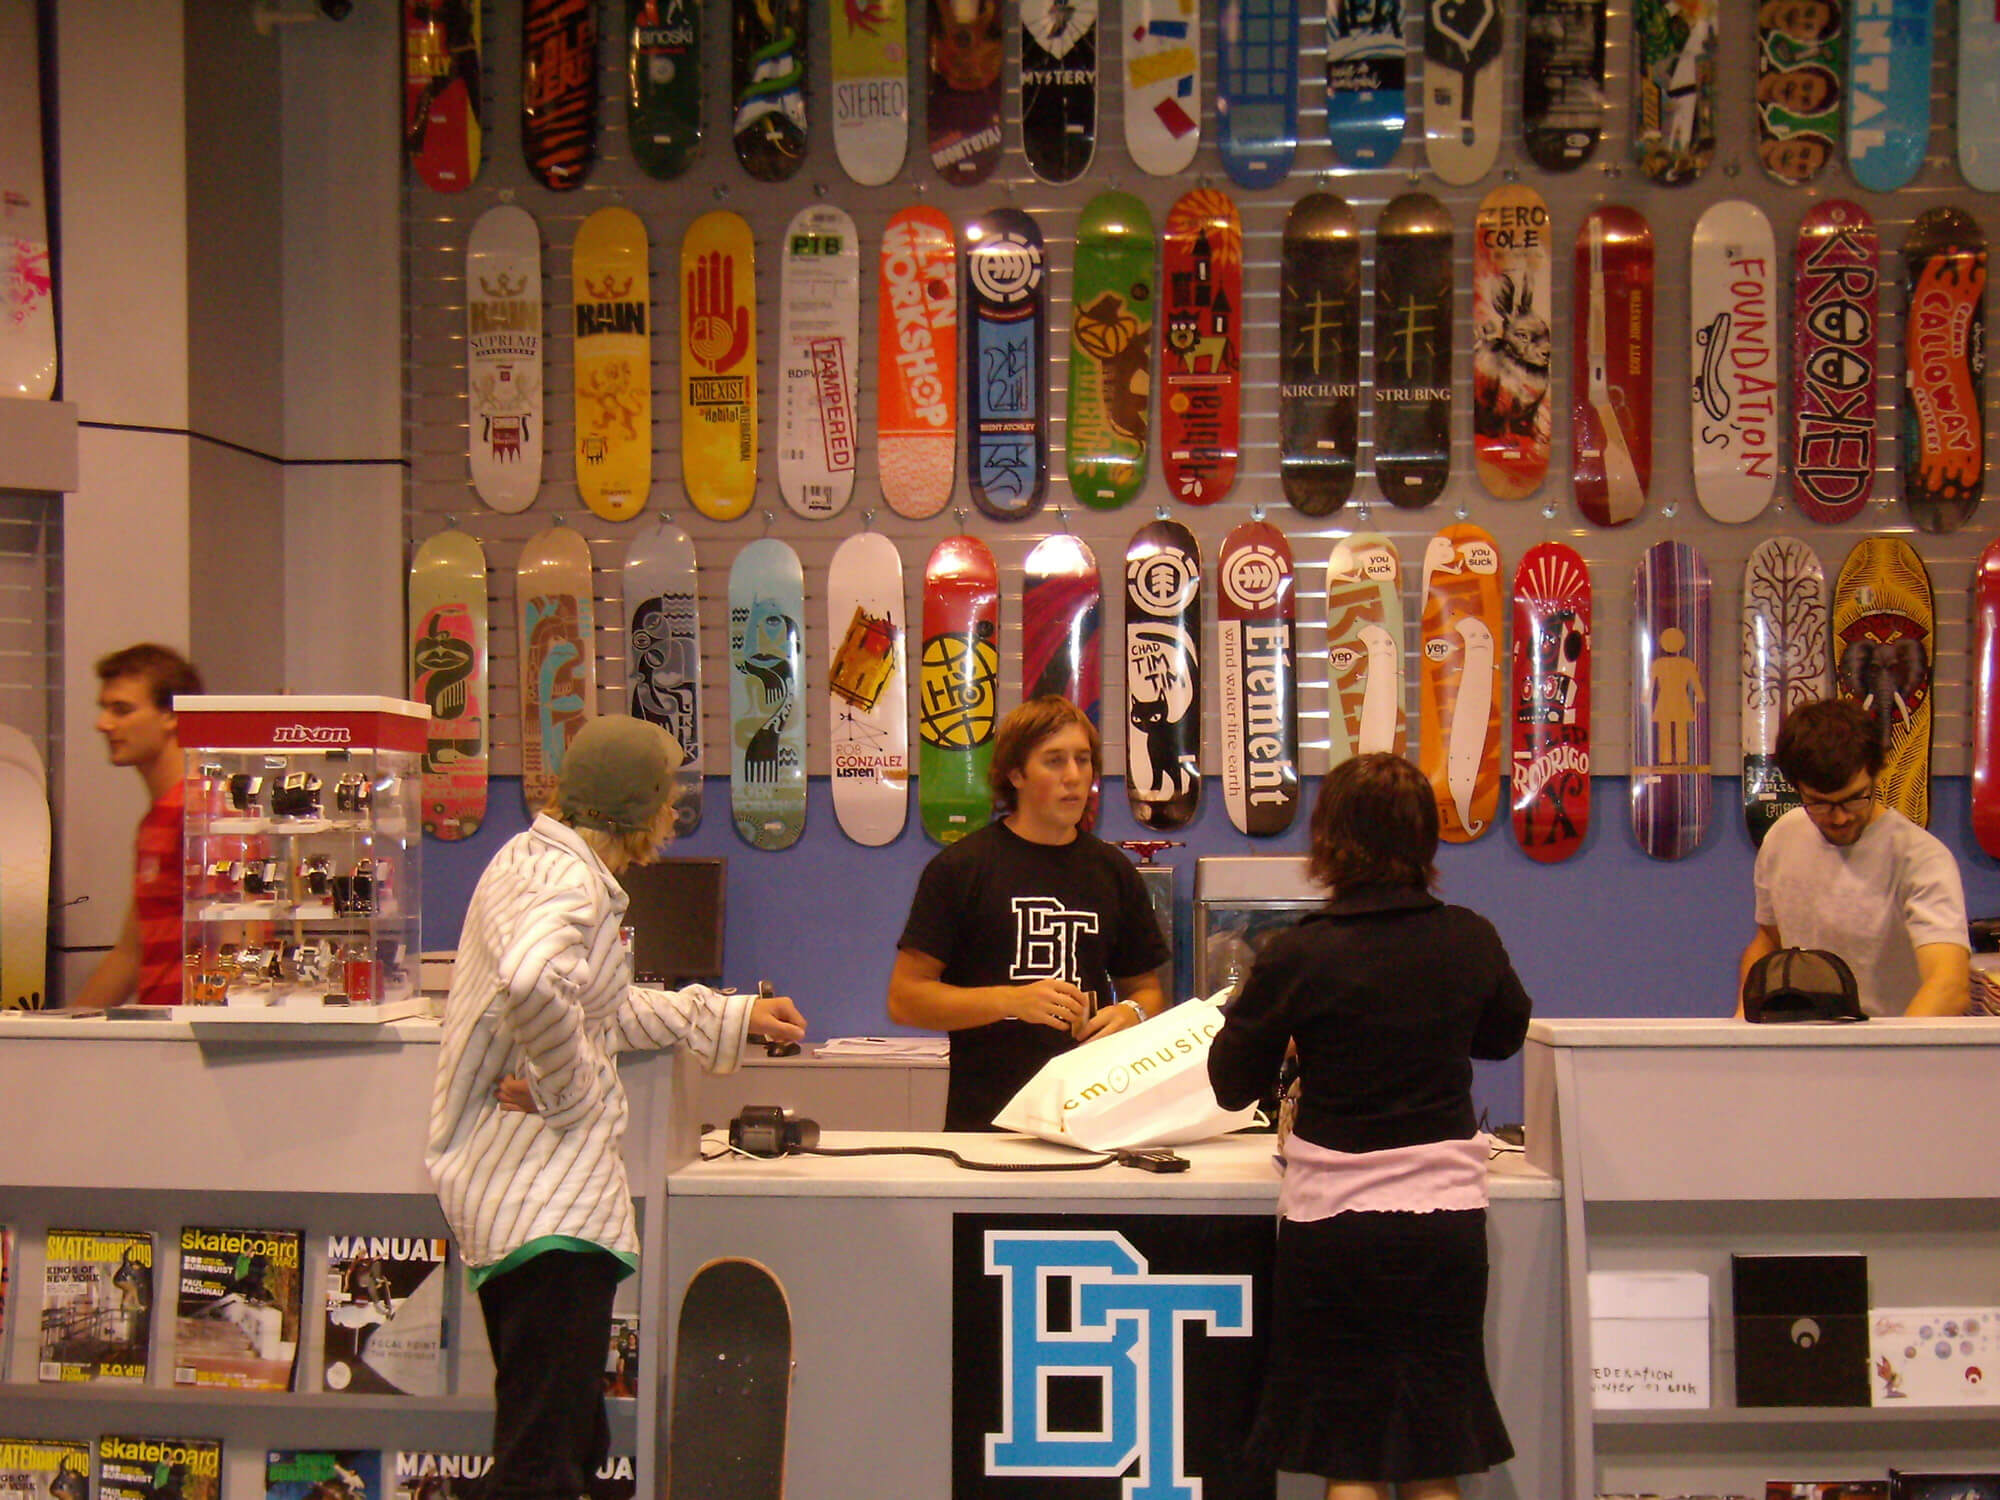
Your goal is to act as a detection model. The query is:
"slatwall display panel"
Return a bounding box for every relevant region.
[404,1,2000,788]
[0,491,59,761]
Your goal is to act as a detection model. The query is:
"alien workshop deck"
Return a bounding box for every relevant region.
[1325,0,1405,168]
[1755,0,1842,187]
[1217,520,1298,836]
[517,524,597,818]
[1325,532,1405,766]
[964,207,1048,521]
[1902,206,1986,536]
[573,206,651,523]
[1160,189,1242,505]
[877,206,958,520]
[1021,0,1098,184]
[1632,0,1714,185]
[1522,0,1605,171]
[777,204,860,521]
[0,0,55,399]
[522,0,597,190]
[1022,533,1104,830]
[1374,192,1453,509]
[830,0,907,185]
[1960,3,2000,193]
[827,530,908,847]
[1125,0,1201,175]
[1423,0,1502,185]
[1472,183,1552,502]
[409,527,489,841]
[1574,206,1652,527]
[731,0,808,182]
[1125,519,1202,831]
[1791,200,1877,525]
[918,535,1000,845]
[1835,537,1934,829]
[1690,200,1777,525]
[681,211,758,521]
[1510,543,1590,863]
[1971,537,2000,857]
[623,520,704,836]
[628,0,701,179]
[1217,0,1299,189]
[1630,541,1711,862]
[1067,191,1154,510]
[1420,524,1503,845]
[1742,537,1828,849]
[1846,0,1929,194]
[1279,192,1361,517]
[729,539,807,851]
[927,0,1003,186]
[467,204,542,513]
[0,722,48,1009]
[667,1259,791,1500]
[403,0,481,191]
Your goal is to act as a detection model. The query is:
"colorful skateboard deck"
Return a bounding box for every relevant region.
[1124,0,1201,175]
[1160,190,1243,505]
[1791,200,1877,525]
[1960,4,2000,193]
[1690,200,1777,525]
[1422,0,1502,184]
[467,204,543,514]
[964,207,1048,521]
[1472,183,1553,502]
[918,535,1000,844]
[572,206,651,523]
[1971,537,2000,857]
[877,207,958,520]
[1067,191,1154,510]
[1835,537,1934,828]
[827,530,909,847]
[1754,0,1842,186]
[1573,206,1652,527]
[731,0,808,182]
[1280,192,1361,517]
[1325,532,1405,764]
[1742,537,1828,849]
[1630,541,1711,861]
[627,0,702,179]
[517,524,597,818]
[0,0,54,399]
[0,725,47,1009]
[777,204,860,521]
[1217,521,1298,837]
[728,539,807,851]
[409,527,489,841]
[1022,533,1104,830]
[1522,0,1604,171]
[1373,192,1453,509]
[1217,0,1299,189]
[522,0,597,191]
[1325,0,1406,168]
[1124,519,1202,830]
[1902,206,1986,536]
[1846,0,1929,194]
[830,0,908,186]
[927,0,1003,186]
[1509,543,1590,863]
[1021,0,1098,184]
[403,0,481,192]
[680,211,758,522]
[1419,524,1502,845]
[1632,0,1715,185]
[667,1259,790,1500]
[623,520,704,836]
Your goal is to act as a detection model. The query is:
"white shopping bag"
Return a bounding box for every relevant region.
[992,995,1259,1151]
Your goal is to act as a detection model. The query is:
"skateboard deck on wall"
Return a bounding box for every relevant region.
[1971,539,2000,857]
[517,524,597,818]
[964,207,1048,521]
[0,0,55,399]
[1422,0,1501,185]
[1573,205,1651,527]
[667,1259,790,1500]
[1373,192,1452,509]
[1217,0,1298,189]
[623,520,703,836]
[729,539,807,851]
[1690,200,1777,525]
[467,204,543,514]
[1792,200,1877,525]
[1217,520,1298,837]
[1754,0,1842,187]
[1022,533,1103,830]
[409,527,489,841]
[1325,0,1405,168]
[1522,0,1604,171]
[523,0,597,191]
[628,0,702,180]
[1067,191,1154,510]
[1279,191,1361,517]
[830,0,908,186]
[1902,207,1986,536]
[1835,537,1934,829]
[1125,519,1201,831]
[827,530,909,847]
[1160,189,1242,506]
[1846,0,1929,194]
[1124,0,1201,175]
[0,722,48,1009]
[1021,0,1098,184]
[681,211,757,522]
[572,206,651,523]
[877,207,958,520]
[918,535,1000,845]
[927,0,1003,186]
[403,0,481,192]
[1472,183,1552,502]
[1419,524,1502,845]
[1630,540,1711,862]
[1325,532,1405,766]
[1960,4,2000,193]
[1509,543,1590,863]
[1632,0,1714,185]
[1742,537,1828,849]
[731,0,808,182]
[777,204,860,521]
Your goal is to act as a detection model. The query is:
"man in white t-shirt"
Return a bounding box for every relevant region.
[1740,699,1969,1017]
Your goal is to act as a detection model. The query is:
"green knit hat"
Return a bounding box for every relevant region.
[556,715,684,832]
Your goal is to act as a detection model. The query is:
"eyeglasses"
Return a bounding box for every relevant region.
[1801,783,1875,819]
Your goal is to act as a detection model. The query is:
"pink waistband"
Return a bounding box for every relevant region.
[1277,1134,1491,1221]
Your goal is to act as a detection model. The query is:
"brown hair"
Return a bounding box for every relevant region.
[988,696,1101,816]
[1307,753,1439,896]
[95,643,202,711]
[1775,698,1883,794]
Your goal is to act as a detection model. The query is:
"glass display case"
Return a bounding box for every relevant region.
[1191,855,1319,1000]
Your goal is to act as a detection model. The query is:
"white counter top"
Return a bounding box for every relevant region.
[0,1010,442,1042]
[1527,1015,2000,1047]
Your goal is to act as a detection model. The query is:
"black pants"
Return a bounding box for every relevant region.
[477,1248,620,1500]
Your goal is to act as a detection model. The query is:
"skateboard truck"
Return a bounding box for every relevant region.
[1116,839,1183,865]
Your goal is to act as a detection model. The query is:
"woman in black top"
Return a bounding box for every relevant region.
[1209,753,1532,1500]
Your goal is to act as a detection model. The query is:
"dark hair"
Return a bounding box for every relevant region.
[988,696,1100,815]
[95,643,202,711]
[1307,753,1438,896]
[1775,698,1883,792]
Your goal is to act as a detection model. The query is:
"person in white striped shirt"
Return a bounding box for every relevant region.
[427,715,805,1500]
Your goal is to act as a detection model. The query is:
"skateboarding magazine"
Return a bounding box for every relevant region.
[172,1225,302,1392]
[321,1234,449,1397]
[38,1229,152,1384]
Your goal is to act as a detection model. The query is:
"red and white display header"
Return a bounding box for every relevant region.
[176,695,430,755]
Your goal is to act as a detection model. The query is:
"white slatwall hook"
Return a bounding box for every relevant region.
[1155,504,1169,521]
[1055,505,1071,533]
[712,183,730,200]
[862,508,877,532]
[762,509,776,535]
[1455,496,1471,522]
[953,506,968,531]
[1660,500,1679,521]
[1250,502,1265,523]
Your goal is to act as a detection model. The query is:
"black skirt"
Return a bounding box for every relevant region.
[1243,1208,1514,1483]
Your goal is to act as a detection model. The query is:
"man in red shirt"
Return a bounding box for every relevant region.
[71,643,202,1009]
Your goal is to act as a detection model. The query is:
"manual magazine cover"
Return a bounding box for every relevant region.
[582,1455,633,1500]
[389,1453,490,1500]
[0,1438,92,1500]
[1889,1474,2000,1500]
[321,1234,449,1396]
[603,1313,639,1398]
[173,1226,302,1391]
[38,1229,152,1384]
[96,1437,221,1500]
[265,1449,383,1500]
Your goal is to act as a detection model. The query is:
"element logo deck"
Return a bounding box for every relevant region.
[878,207,958,519]
[404,0,481,192]
[1630,540,1710,861]
[1755,0,1842,185]
[668,1260,790,1500]
[467,205,543,514]
[1972,539,2000,856]
[572,206,651,523]
[1633,0,1714,185]
[732,0,808,181]
[1522,0,1604,171]
[831,0,908,186]
[1791,200,1877,525]
[1573,206,1652,527]
[1161,190,1242,505]
[628,0,701,179]
[1741,537,1827,848]
[1472,183,1552,501]
[919,535,1000,844]
[1022,0,1098,184]
[1902,207,1986,536]
[729,539,807,850]
[523,0,597,190]
[828,531,908,846]
[1420,524,1502,844]
[964,207,1048,521]
[1125,520,1201,830]
[1218,520,1298,836]
[0,0,54,399]
[927,0,1003,185]
[1689,200,1776,524]
[681,211,757,521]
[1217,0,1299,189]
[1835,537,1933,828]
[1960,4,2000,192]
[1423,0,1501,185]
[1125,0,1201,175]
[409,528,488,841]
[1022,533,1103,829]
[1067,191,1154,510]
[517,524,596,818]
[1846,0,1929,194]
[1280,192,1361,517]
[1510,542,1589,862]
[623,520,703,835]
[1374,192,1453,509]
[1325,533,1405,764]
[778,205,860,521]
[1325,0,1404,168]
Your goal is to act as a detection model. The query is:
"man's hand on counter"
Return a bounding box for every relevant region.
[750,992,807,1044]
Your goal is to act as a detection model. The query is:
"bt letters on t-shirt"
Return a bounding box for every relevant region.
[1007,896,1100,988]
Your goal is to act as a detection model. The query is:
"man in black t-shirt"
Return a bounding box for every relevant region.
[890,698,1170,1130]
